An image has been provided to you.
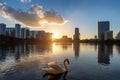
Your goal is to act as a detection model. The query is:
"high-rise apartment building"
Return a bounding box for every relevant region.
[6,28,15,37]
[21,28,28,39]
[73,27,80,41]
[36,31,53,41]
[0,23,6,36]
[30,31,38,38]
[105,31,113,40]
[15,24,21,38]
[115,31,120,40]
[98,21,110,40]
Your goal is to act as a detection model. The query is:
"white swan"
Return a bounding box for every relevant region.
[43,58,70,74]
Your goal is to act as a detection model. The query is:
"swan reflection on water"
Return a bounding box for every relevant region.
[42,58,70,80]
[43,71,68,80]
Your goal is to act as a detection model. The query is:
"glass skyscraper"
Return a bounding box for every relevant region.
[98,21,110,40]
[15,24,21,38]
[73,27,80,41]
[0,23,6,36]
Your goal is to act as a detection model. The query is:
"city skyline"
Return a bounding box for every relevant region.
[0,23,53,41]
[0,0,120,39]
[0,22,118,40]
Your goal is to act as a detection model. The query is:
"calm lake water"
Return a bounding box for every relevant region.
[0,42,120,80]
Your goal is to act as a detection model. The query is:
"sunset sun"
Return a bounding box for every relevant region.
[53,33,60,39]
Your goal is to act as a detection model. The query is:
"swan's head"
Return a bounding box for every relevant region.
[64,58,70,64]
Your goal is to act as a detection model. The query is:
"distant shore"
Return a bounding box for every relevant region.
[0,35,120,45]
[0,35,52,45]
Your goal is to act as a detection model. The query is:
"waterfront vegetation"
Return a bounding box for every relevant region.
[1,35,120,45]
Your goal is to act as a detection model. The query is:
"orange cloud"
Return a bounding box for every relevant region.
[0,2,66,27]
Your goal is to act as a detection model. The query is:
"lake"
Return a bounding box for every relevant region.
[0,42,120,80]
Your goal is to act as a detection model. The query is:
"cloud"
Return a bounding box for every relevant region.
[0,2,65,27]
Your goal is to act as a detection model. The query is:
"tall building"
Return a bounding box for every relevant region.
[0,23,6,36]
[26,28,30,38]
[115,31,120,40]
[30,31,38,38]
[73,27,80,41]
[46,32,53,41]
[37,31,45,40]
[6,28,15,37]
[21,28,27,39]
[37,31,53,41]
[105,31,113,40]
[15,24,21,38]
[98,21,110,40]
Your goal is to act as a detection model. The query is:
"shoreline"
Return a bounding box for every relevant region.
[0,35,120,45]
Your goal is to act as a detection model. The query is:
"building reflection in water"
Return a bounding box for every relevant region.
[0,43,53,62]
[15,45,21,60]
[94,43,97,52]
[54,42,72,51]
[98,44,113,65]
[35,43,52,54]
[14,44,29,61]
[73,42,80,59]
[0,46,7,61]
[115,45,120,55]
[62,45,68,50]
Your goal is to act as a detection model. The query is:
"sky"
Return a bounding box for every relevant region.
[0,0,120,39]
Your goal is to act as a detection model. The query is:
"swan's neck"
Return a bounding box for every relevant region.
[63,60,68,71]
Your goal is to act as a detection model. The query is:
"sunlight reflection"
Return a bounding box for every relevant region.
[52,43,58,54]
[52,43,66,55]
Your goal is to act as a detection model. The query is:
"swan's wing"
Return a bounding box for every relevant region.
[48,61,56,66]
[42,67,63,74]
[42,67,54,73]
[48,63,63,72]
